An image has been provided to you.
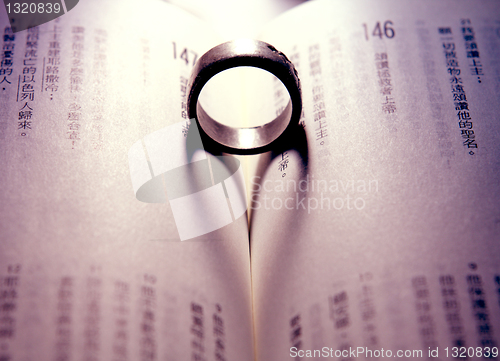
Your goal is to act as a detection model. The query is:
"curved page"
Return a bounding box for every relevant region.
[252,0,500,359]
[0,0,254,360]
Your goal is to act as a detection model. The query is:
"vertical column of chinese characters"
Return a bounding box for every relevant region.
[438,27,477,155]
[290,47,305,132]
[358,274,379,357]
[328,291,353,361]
[0,27,15,90]
[83,277,102,361]
[43,23,62,100]
[90,29,107,151]
[177,42,194,137]
[277,151,289,178]
[415,25,454,159]
[466,274,497,350]
[460,19,483,84]
[112,281,130,361]
[68,26,85,148]
[276,46,300,178]
[273,76,289,176]
[190,302,205,361]
[374,53,396,116]
[139,280,157,361]
[212,305,226,361]
[54,276,74,361]
[18,27,39,136]
[180,76,190,137]
[273,48,298,124]
[0,264,21,361]
[289,314,303,361]
[308,44,328,152]
[411,276,439,356]
[439,275,467,350]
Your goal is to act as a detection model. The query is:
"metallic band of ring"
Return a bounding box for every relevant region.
[187,39,302,155]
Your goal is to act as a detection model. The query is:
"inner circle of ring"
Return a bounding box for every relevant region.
[187,40,302,155]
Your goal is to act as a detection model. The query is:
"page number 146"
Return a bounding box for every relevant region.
[363,21,395,40]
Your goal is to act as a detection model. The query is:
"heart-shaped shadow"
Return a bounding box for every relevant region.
[3,0,79,33]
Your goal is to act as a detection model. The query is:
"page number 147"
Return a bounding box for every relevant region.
[363,21,395,40]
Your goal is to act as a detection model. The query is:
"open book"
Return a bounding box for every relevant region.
[1,0,499,359]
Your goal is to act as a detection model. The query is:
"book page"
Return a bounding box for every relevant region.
[0,0,254,360]
[251,0,500,359]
